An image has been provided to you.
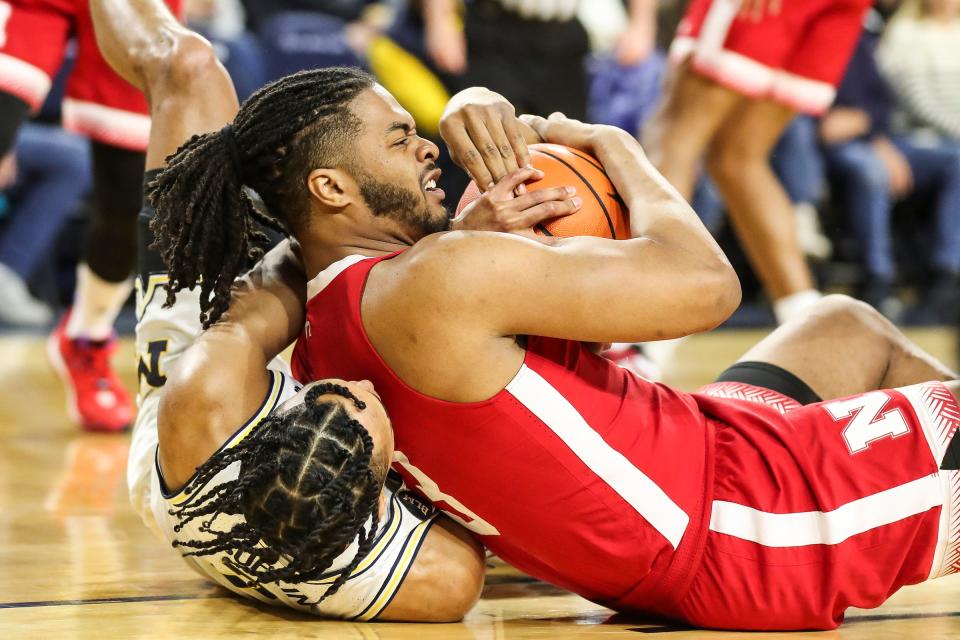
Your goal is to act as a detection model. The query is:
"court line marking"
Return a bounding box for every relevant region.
[0,576,537,611]
[0,593,229,610]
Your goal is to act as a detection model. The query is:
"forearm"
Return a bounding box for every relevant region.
[91,0,237,169]
[423,0,458,29]
[592,130,731,272]
[819,109,871,145]
[225,241,307,361]
[380,519,484,622]
[626,0,656,26]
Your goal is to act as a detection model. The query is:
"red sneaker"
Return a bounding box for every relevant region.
[47,314,134,433]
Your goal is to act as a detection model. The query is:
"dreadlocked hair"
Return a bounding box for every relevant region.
[168,382,383,600]
[148,67,375,328]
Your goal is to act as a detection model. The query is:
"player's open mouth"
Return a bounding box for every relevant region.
[422,171,445,201]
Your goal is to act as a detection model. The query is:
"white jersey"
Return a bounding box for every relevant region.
[128,271,437,620]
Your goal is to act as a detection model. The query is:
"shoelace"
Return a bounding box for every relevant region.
[68,340,113,384]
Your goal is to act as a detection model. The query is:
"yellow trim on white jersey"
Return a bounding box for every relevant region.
[135,273,170,320]
[221,370,287,450]
[167,369,287,506]
[353,514,434,621]
[308,494,405,586]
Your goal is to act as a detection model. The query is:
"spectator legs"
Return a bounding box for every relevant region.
[894,137,960,323]
[893,138,960,277]
[772,116,824,206]
[823,140,895,299]
[0,124,91,281]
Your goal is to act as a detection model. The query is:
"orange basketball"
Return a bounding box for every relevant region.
[456,143,630,239]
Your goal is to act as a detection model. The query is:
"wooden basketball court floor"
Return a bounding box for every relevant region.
[1,329,958,639]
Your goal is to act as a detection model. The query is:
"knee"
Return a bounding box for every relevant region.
[811,294,888,331]
[706,138,767,186]
[834,148,888,194]
[139,32,223,95]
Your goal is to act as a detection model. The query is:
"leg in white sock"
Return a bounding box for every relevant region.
[65,263,133,341]
[773,289,823,325]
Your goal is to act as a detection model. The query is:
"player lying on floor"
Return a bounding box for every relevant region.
[129,232,484,620]
[146,43,960,640]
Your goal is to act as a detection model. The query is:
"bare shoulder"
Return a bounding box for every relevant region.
[387,230,545,296]
[359,231,537,401]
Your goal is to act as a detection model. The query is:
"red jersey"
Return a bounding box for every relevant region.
[0,0,182,150]
[293,254,712,608]
[293,253,959,628]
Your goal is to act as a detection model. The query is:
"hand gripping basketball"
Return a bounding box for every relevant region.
[518,113,598,153]
[457,144,630,239]
[451,167,581,237]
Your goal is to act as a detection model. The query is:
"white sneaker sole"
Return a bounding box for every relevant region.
[46,331,84,428]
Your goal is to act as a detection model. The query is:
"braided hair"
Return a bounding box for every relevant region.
[168,382,384,600]
[148,67,375,328]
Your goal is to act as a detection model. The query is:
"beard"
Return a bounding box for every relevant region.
[354,166,450,237]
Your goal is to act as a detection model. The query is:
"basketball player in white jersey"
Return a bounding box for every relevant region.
[100,0,493,620]
[128,231,486,620]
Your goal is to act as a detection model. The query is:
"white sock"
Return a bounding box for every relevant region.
[642,336,686,370]
[773,289,822,325]
[65,264,133,341]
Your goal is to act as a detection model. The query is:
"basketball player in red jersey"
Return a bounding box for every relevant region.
[287,109,959,631]
[645,0,872,323]
[151,64,960,628]
[132,6,959,633]
[0,0,182,432]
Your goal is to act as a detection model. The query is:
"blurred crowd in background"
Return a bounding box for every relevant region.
[2,0,959,328]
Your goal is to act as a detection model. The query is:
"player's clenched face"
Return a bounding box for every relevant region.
[347,86,450,238]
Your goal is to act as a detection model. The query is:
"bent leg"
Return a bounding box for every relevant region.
[682,376,959,630]
[85,142,145,282]
[706,98,815,305]
[643,60,743,200]
[736,295,957,401]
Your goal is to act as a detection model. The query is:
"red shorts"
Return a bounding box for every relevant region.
[0,0,181,150]
[662,381,960,630]
[669,0,871,115]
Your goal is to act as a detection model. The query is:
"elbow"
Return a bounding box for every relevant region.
[717,262,742,317]
[693,263,741,331]
[425,563,484,622]
[136,31,224,96]
[712,265,742,326]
